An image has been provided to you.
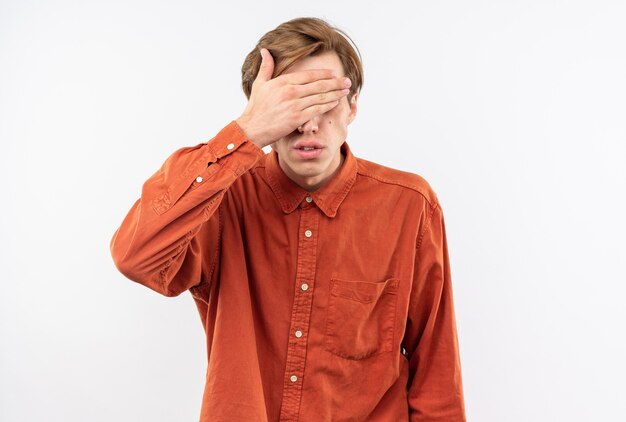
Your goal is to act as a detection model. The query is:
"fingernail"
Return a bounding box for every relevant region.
[344,78,352,88]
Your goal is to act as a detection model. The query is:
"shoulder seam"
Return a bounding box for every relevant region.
[356,170,437,207]
[416,201,440,252]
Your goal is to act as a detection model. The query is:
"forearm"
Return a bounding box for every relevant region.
[406,202,466,420]
[109,121,264,296]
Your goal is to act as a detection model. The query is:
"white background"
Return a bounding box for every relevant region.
[1,1,625,421]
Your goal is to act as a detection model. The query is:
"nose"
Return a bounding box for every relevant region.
[297,115,320,134]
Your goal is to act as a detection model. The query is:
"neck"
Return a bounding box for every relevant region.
[283,151,346,192]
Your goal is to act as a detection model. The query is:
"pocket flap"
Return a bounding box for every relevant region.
[330,278,399,303]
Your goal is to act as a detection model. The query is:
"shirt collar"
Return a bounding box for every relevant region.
[264,142,358,218]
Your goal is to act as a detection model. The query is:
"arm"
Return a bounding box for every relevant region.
[405,201,466,421]
[109,121,263,297]
[110,48,350,297]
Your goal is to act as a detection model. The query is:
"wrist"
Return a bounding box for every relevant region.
[235,116,266,149]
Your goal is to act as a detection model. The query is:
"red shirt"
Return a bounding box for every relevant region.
[110,121,466,421]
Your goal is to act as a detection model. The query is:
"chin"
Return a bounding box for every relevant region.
[293,163,324,175]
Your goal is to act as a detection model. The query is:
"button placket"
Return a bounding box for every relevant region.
[279,205,319,420]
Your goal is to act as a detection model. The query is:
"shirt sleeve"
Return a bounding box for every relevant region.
[405,201,466,421]
[109,120,264,297]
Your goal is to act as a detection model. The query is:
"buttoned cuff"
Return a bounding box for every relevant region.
[206,121,264,166]
[151,121,265,215]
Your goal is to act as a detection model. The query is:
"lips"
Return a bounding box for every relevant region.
[292,140,324,160]
[293,140,324,150]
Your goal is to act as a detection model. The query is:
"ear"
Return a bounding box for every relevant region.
[347,93,358,125]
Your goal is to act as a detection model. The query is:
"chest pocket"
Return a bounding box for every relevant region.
[324,278,400,360]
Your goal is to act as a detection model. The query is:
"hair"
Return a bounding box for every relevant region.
[241,17,363,103]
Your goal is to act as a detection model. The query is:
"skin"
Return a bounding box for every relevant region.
[236,49,358,191]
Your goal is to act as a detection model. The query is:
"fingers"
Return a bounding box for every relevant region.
[256,48,275,83]
[283,69,338,85]
[297,77,351,98]
[297,87,350,110]
[298,100,341,123]
[286,74,351,111]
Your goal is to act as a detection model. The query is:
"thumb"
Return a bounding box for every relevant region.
[256,48,275,83]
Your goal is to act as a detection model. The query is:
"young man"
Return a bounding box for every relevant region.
[110,17,466,421]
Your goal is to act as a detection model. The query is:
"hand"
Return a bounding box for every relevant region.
[236,48,351,149]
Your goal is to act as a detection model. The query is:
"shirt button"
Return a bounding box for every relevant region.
[301,283,309,291]
[304,230,312,238]
[227,143,235,150]
[290,375,298,383]
[305,196,313,203]
[295,330,303,338]
[195,176,203,183]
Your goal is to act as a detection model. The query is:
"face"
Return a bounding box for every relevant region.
[271,51,358,191]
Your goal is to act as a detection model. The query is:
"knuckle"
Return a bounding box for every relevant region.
[320,80,333,91]
[280,90,292,102]
[284,85,297,97]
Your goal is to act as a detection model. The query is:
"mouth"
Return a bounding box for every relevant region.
[292,141,324,160]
